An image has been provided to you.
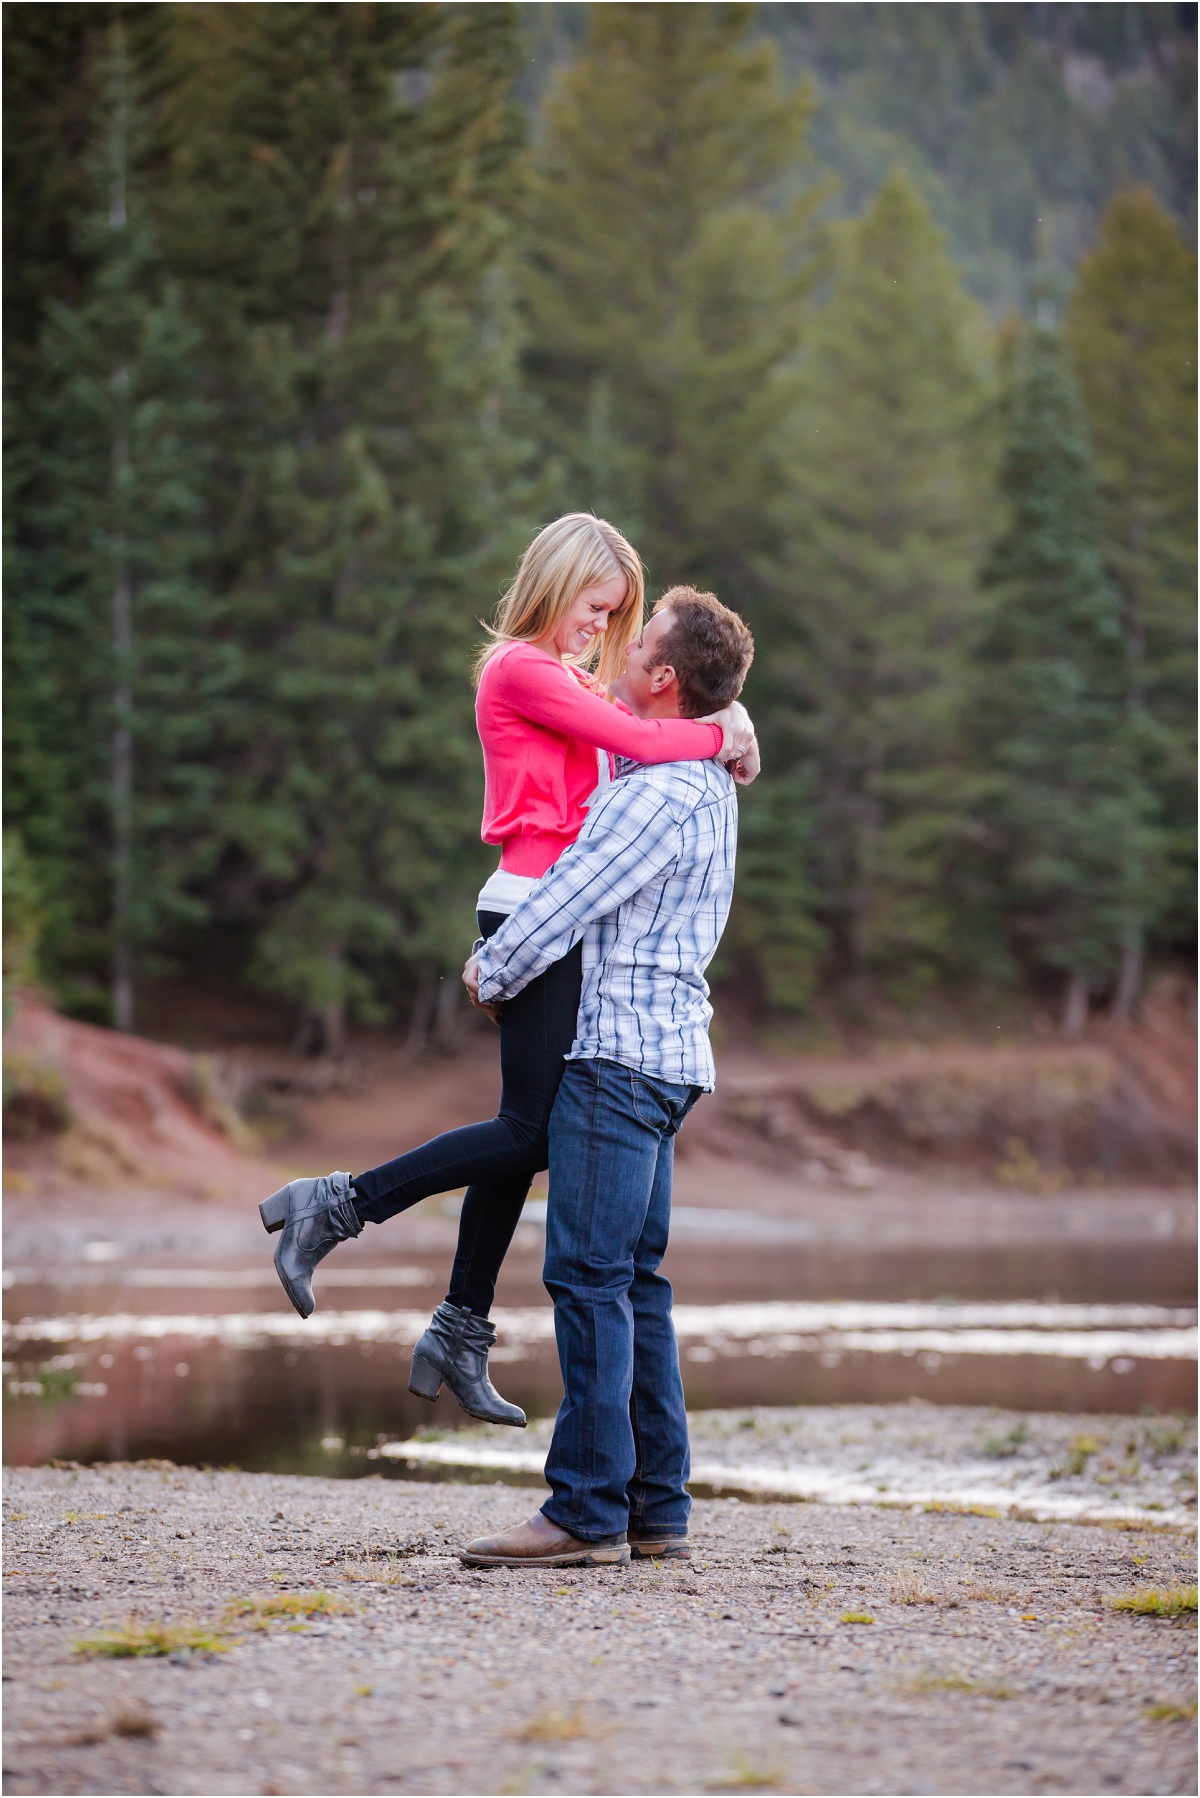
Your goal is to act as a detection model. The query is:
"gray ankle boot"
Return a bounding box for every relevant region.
[409,1301,526,1428]
[260,1172,362,1319]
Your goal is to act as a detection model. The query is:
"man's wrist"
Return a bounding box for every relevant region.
[475,943,504,1005]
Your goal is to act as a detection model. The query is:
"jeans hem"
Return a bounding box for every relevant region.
[540,1504,627,1546]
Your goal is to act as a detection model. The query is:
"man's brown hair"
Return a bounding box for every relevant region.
[650,586,754,716]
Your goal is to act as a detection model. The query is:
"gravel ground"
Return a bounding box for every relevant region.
[3,1458,1196,1797]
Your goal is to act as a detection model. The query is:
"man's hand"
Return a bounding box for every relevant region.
[463,952,501,1025]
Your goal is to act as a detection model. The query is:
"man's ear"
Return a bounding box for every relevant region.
[648,661,676,697]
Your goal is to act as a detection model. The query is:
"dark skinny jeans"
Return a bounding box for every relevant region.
[350,911,583,1317]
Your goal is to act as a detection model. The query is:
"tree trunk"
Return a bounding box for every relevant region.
[111,546,134,1033]
[1111,928,1143,1022]
[320,996,346,1059]
[1062,969,1089,1035]
[405,965,435,1061]
[109,24,134,1033]
[433,971,460,1052]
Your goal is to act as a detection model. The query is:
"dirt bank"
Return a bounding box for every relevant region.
[3,1463,1195,1797]
[3,994,277,1206]
[5,986,1194,1225]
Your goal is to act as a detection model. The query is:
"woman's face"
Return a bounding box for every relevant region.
[543,574,628,660]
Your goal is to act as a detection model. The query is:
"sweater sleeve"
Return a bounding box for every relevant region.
[498,648,723,762]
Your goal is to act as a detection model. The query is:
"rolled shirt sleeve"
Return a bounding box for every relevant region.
[475,778,683,1006]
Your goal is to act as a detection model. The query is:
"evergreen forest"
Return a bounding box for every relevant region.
[5,2,1196,1052]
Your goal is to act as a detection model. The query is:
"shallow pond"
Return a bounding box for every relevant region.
[5,1236,1194,1473]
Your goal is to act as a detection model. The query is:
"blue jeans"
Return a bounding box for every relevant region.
[541,1057,700,1543]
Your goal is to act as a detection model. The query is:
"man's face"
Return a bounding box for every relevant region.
[616,608,675,715]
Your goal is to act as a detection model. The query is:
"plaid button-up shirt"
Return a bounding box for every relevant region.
[475,758,738,1090]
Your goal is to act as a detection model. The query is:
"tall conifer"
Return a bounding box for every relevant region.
[1067,187,1197,995]
[522,1,818,590]
[5,11,218,1025]
[159,3,527,1049]
[756,173,993,1003]
[971,324,1154,1029]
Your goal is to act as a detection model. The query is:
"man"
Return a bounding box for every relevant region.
[457,586,754,1568]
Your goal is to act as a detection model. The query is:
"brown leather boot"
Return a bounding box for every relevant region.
[460,1510,629,1569]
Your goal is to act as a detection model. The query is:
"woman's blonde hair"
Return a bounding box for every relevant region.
[476,513,645,689]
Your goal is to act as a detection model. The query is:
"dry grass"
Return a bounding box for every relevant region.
[839,1611,874,1624]
[74,1620,228,1659]
[512,1705,591,1743]
[110,1705,157,1739]
[891,1569,941,1605]
[334,1554,416,1586]
[64,1704,158,1746]
[1106,1585,1197,1619]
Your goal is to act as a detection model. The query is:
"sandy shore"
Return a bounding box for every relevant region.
[377,1402,1199,1529]
[3,1462,1195,1796]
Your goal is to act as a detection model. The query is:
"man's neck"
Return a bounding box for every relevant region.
[612,678,684,722]
[631,696,684,721]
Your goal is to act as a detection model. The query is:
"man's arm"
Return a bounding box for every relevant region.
[471,779,684,1006]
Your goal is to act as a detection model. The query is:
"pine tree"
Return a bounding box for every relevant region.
[1066,186,1197,996]
[158,2,528,1051]
[4,11,219,1026]
[522,1,818,591]
[757,173,994,1005]
[970,323,1155,1029]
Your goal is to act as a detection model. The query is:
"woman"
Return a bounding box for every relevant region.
[259,515,757,1424]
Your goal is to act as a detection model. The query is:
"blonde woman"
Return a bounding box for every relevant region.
[259,516,756,1423]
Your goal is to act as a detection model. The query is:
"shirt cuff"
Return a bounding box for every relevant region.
[475,943,507,1005]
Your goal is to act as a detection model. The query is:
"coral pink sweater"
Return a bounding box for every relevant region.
[476,641,724,877]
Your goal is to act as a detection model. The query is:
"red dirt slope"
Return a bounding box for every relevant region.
[3,992,273,1203]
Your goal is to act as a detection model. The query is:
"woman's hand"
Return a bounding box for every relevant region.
[699,699,759,780]
[462,953,501,1025]
[729,733,760,785]
[699,698,755,762]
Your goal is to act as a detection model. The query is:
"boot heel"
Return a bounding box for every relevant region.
[259,1186,292,1233]
[408,1354,443,1402]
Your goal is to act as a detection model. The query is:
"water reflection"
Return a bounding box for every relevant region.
[5,1292,1194,1472]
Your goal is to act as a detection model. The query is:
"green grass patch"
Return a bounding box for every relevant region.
[1143,1700,1197,1722]
[979,1419,1028,1459]
[904,1671,1016,1700]
[74,1621,229,1659]
[224,1590,356,1629]
[1107,1585,1197,1619]
[1049,1434,1101,1480]
[713,1756,782,1791]
[839,1611,874,1624]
